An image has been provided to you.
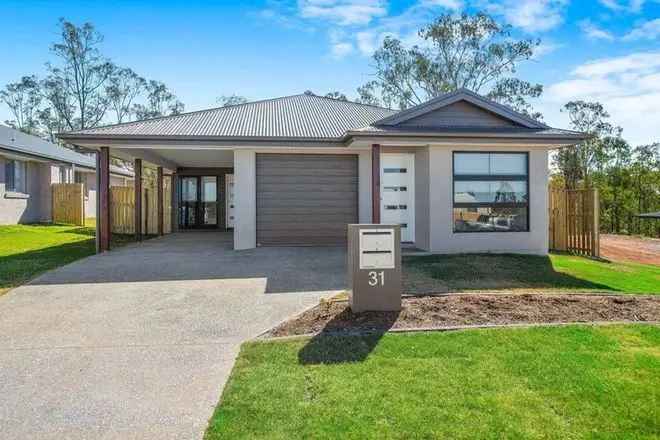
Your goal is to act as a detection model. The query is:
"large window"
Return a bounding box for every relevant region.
[4,159,27,193]
[453,152,529,232]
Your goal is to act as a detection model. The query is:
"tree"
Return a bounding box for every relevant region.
[217,94,248,107]
[358,13,542,116]
[324,91,347,101]
[132,80,184,120]
[554,101,617,189]
[0,75,42,134]
[105,66,146,123]
[44,19,114,131]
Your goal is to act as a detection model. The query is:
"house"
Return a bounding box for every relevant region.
[0,125,133,224]
[58,89,586,254]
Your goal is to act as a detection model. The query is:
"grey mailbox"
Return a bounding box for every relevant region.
[347,224,402,312]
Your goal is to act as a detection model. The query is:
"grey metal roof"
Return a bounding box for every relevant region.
[63,94,396,140]
[348,125,586,139]
[0,125,132,176]
[374,88,549,129]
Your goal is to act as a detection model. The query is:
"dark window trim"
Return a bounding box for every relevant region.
[452,151,530,233]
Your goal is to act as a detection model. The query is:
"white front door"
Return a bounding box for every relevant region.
[380,153,415,242]
[225,174,235,228]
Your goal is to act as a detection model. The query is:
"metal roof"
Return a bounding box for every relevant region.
[63,94,396,140]
[0,125,132,176]
[348,125,586,139]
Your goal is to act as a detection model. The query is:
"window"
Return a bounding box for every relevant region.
[4,160,27,193]
[453,152,529,232]
[59,166,70,183]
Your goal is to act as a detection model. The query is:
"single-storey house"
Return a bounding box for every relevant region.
[1,125,133,224]
[59,89,586,254]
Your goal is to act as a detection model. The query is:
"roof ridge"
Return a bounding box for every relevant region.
[306,93,394,111]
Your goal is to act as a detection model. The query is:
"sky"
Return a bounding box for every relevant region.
[2,0,660,145]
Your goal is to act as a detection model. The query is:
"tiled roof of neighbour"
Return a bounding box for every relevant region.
[62,94,397,140]
[0,125,133,176]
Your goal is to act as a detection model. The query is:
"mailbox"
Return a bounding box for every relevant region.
[347,224,402,312]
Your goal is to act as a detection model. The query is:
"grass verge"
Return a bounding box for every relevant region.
[0,222,141,295]
[206,324,659,439]
[404,253,660,294]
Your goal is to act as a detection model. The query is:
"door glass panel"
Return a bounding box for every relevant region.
[181,178,197,201]
[201,176,217,226]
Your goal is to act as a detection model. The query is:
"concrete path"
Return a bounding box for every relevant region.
[0,232,345,439]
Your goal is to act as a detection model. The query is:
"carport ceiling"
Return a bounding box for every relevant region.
[113,148,234,168]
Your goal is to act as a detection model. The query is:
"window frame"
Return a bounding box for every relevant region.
[5,159,27,193]
[452,151,530,233]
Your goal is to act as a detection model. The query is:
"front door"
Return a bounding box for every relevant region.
[178,176,218,229]
[380,153,415,242]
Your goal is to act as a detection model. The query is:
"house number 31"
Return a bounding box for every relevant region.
[368,271,385,286]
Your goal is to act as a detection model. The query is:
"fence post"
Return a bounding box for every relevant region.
[593,188,600,257]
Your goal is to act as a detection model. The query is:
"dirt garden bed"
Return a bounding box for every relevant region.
[266,294,660,338]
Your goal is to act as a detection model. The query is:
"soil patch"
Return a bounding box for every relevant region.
[266,294,660,337]
[601,234,660,265]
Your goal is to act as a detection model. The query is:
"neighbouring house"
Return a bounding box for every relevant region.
[59,89,586,254]
[1,125,133,224]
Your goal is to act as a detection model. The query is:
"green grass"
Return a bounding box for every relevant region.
[0,222,138,295]
[404,253,660,294]
[206,324,660,439]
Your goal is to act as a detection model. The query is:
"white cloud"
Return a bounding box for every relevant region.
[298,0,387,26]
[420,0,464,9]
[624,18,660,40]
[484,0,569,33]
[330,41,355,58]
[598,0,646,12]
[579,19,615,41]
[532,41,563,59]
[541,51,660,145]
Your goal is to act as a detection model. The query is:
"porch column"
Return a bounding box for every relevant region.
[234,150,256,250]
[371,144,381,223]
[157,166,164,236]
[134,158,142,241]
[171,172,178,232]
[98,147,111,252]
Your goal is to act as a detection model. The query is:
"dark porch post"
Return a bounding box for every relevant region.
[371,144,381,224]
[98,147,111,252]
[134,158,142,241]
[157,166,164,236]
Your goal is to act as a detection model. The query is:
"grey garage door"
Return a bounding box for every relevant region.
[256,154,358,246]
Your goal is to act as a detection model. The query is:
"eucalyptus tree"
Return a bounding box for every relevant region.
[106,67,146,123]
[356,13,542,118]
[217,95,248,107]
[0,75,42,134]
[132,80,184,120]
[44,19,114,130]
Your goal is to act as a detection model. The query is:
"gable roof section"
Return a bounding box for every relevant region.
[373,88,548,129]
[62,94,396,140]
[0,125,132,176]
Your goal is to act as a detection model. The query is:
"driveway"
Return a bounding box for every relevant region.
[0,232,345,439]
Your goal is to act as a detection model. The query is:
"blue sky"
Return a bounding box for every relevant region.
[2,0,660,145]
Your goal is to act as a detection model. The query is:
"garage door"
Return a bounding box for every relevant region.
[256,154,358,246]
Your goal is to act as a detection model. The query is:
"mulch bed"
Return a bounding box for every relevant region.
[266,294,660,338]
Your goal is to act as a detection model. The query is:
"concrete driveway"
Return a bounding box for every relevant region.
[0,232,345,439]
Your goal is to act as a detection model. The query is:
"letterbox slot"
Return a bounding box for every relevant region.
[362,250,392,254]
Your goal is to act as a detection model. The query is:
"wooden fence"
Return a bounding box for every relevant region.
[110,186,135,234]
[51,183,85,226]
[109,174,172,235]
[549,188,600,257]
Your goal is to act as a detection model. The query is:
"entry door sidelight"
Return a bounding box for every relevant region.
[200,176,218,226]
[380,153,415,242]
[179,177,198,229]
[178,176,218,229]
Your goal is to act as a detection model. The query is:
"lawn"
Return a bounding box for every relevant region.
[404,253,660,295]
[0,221,138,295]
[206,324,660,439]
